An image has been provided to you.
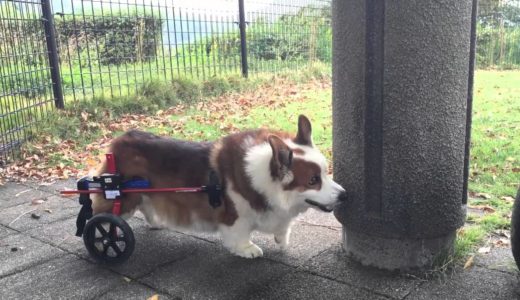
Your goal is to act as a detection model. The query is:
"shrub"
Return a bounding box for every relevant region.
[55,12,163,66]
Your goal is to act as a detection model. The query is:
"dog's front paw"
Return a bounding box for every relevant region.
[274,228,291,250]
[232,242,264,258]
[274,234,289,249]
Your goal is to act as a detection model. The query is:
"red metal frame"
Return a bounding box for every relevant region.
[105,154,122,216]
[60,153,206,216]
[60,187,205,195]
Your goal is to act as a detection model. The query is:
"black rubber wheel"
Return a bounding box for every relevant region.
[83,213,135,265]
[512,187,520,270]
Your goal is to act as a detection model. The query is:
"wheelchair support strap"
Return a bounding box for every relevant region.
[75,177,93,237]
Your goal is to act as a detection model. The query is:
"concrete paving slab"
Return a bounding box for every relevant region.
[175,209,342,264]
[108,222,212,279]
[22,178,78,195]
[0,233,65,277]
[252,221,341,266]
[249,270,390,300]
[475,247,518,274]
[295,209,342,228]
[26,216,148,260]
[0,184,50,209]
[406,266,520,300]
[0,224,16,238]
[25,217,85,254]
[97,282,173,300]
[0,255,126,300]
[302,244,419,299]
[126,209,220,244]
[0,195,78,232]
[28,214,215,280]
[141,244,293,299]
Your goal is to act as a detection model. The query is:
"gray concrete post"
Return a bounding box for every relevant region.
[332,0,476,270]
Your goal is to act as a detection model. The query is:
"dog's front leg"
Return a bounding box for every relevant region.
[219,220,263,258]
[274,222,292,249]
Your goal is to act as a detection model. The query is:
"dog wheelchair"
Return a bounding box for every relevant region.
[60,153,222,264]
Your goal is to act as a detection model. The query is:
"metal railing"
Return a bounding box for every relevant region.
[477,0,520,68]
[0,0,331,163]
[0,0,56,164]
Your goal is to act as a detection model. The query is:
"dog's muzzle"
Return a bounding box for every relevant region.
[305,192,347,212]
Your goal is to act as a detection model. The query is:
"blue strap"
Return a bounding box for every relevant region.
[121,179,151,189]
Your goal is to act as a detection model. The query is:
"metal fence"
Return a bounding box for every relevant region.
[1,0,519,163]
[477,0,520,68]
[0,0,331,163]
[53,0,331,102]
[0,0,56,165]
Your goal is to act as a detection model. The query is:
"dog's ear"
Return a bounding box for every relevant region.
[295,115,312,146]
[268,135,293,174]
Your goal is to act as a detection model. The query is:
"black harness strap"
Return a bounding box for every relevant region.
[75,177,93,237]
[205,170,223,208]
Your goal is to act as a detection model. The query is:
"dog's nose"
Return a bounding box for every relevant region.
[337,191,348,202]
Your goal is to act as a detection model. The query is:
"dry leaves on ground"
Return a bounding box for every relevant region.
[463,255,475,269]
[0,78,330,185]
[467,205,496,213]
[500,196,515,203]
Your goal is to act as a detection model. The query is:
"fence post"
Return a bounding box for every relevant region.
[238,0,248,78]
[41,0,64,109]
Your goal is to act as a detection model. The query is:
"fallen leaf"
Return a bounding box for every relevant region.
[474,192,492,199]
[81,111,89,121]
[500,196,515,203]
[31,199,45,205]
[44,209,53,214]
[463,255,474,269]
[15,189,31,197]
[494,229,511,238]
[468,205,495,213]
[477,246,491,254]
[499,238,510,246]
[147,294,159,300]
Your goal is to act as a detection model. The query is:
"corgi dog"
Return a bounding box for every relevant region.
[92,115,346,258]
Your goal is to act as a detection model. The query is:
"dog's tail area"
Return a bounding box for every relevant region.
[90,148,143,219]
[90,157,114,215]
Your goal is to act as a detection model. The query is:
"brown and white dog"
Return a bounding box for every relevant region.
[91,115,345,258]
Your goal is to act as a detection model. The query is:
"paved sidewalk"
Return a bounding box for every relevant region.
[0,180,519,300]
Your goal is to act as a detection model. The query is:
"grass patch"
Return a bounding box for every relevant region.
[471,70,520,198]
[455,70,519,263]
[20,62,330,153]
[454,226,487,261]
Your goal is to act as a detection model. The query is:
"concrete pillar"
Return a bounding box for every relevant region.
[332,0,476,271]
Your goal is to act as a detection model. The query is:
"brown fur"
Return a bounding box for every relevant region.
[91,130,238,227]
[284,159,322,191]
[92,124,314,228]
[213,129,292,211]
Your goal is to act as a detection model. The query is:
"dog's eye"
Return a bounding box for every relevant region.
[308,175,321,186]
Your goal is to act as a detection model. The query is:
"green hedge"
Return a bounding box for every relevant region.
[476,24,520,68]
[200,5,332,64]
[55,13,163,66]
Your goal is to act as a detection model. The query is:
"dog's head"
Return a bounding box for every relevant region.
[268,115,346,212]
